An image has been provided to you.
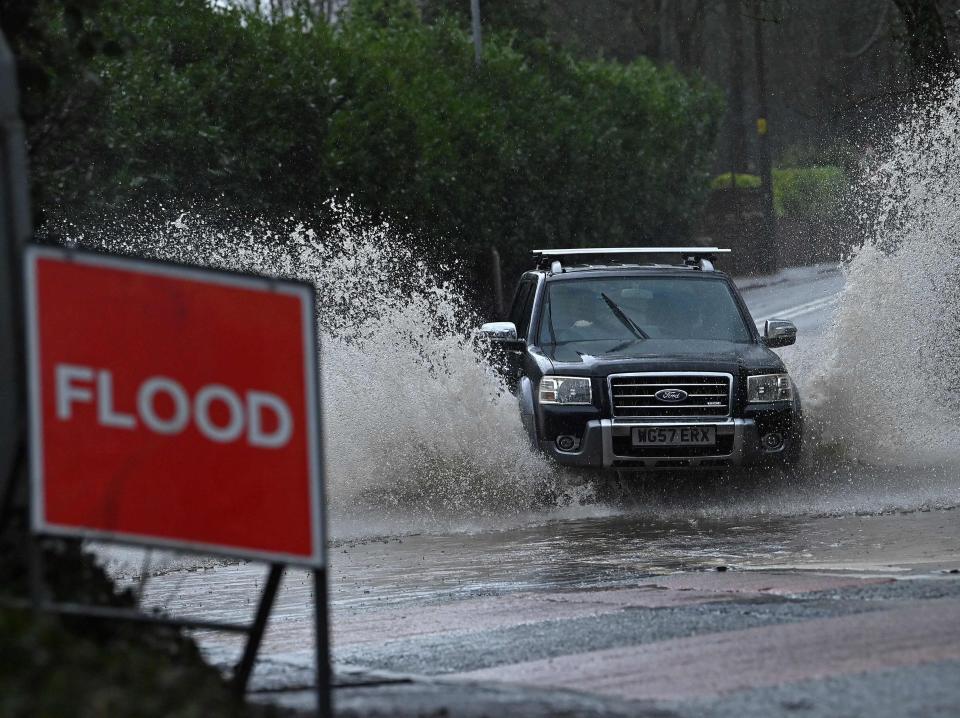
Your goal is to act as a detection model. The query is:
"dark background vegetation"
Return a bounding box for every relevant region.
[3,0,959,288]
[4,0,958,294]
[3,0,726,288]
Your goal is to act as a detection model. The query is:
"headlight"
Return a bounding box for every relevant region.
[747,373,793,403]
[539,376,593,405]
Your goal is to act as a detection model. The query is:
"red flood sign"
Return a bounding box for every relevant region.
[24,246,324,566]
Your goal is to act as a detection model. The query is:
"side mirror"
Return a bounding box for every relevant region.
[478,321,526,352]
[479,321,518,340]
[764,319,797,348]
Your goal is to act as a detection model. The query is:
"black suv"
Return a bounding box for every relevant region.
[480,248,802,471]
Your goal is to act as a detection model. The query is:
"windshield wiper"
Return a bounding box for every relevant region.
[600,293,649,340]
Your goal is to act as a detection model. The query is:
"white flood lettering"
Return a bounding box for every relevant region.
[55,364,94,420]
[246,390,293,448]
[96,369,136,430]
[194,384,245,443]
[52,363,293,449]
[137,376,190,435]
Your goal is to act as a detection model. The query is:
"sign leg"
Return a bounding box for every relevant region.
[232,562,283,697]
[314,567,332,717]
[27,532,45,611]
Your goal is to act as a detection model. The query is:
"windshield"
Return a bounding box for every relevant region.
[537,276,753,346]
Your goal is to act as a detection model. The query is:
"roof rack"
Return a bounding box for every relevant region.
[531,247,731,273]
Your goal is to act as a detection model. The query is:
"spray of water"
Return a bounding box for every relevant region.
[649,80,960,520]
[63,202,586,536]
[800,80,960,475]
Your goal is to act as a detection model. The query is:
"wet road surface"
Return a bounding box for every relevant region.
[103,264,960,717]
[127,507,960,717]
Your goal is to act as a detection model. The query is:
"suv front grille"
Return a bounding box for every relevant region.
[609,373,732,418]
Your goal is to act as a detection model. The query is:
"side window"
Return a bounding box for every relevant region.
[509,279,537,340]
[508,281,531,329]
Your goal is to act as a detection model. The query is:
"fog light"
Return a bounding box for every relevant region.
[762,432,784,451]
[556,435,577,452]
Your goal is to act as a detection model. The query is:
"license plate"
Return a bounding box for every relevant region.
[632,426,716,446]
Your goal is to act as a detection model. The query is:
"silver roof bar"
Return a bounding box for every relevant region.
[532,247,731,272]
[532,247,730,256]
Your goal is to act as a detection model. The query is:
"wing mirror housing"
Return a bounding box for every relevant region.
[764,319,797,348]
[480,321,518,340]
[479,321,526,352]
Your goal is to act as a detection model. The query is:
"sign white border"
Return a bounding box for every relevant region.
[24,245,326,568]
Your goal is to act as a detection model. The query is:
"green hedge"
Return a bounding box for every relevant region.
[36,0,722,276]
[710,172,761,190]
[710,166,846,220]
[774,165,846,220]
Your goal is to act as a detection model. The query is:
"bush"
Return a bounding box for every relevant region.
[710,172,761,190]
[709,166,846,220]
[34,0,722,280]
[0,608,272,718]
[773,165,846,220]
[0,528,276,718]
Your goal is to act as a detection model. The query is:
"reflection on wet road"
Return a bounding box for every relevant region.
[130,500,960,641]
[327,506,960,610]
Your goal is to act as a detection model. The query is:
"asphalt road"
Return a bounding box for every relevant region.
[112,263,960,717]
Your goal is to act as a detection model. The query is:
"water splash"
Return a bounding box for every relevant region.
[800,79,960,473]
[585,82,960,520]
[63,202,573,535]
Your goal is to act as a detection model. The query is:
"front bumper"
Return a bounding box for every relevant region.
[539,417,789,470]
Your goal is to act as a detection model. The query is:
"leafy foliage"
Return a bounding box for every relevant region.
[32,0,721,278]
[0,0,127,225]
[0,522,278,718]
[0,606,285,718]
[773,165,846,220]
[710,172,762,190]
[711,166,846,220]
